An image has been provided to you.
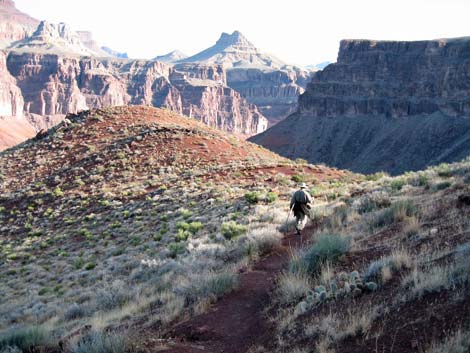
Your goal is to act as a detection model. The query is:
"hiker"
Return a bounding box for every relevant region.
[290,182,313,235]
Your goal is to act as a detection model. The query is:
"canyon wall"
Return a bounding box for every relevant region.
[1,51,267,149]
[251,38,470,174]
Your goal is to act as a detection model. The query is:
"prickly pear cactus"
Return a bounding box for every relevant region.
[350,270,360,280]
[296,301,309,314]
[319,291,327,301]
[314,285,326,294]
[330,281,338,294]
[366,282,378,291]
[352,287,362,297]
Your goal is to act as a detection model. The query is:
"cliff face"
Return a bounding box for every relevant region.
[178,31,314,125]
[299,38,470,118]
[251,38,470,174]
[0,51,23,117]
[227,67,311,125]
[1,52,267,149]
[0,0,38,47]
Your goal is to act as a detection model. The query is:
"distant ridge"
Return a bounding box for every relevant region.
[179,30,286,70]
[251,37,470,174]
[154,50,188,63]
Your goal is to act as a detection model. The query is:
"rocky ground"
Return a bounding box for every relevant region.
[0,106,349,352]
[0,105,468,353]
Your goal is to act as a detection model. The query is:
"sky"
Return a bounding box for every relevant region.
[14,0,470,66]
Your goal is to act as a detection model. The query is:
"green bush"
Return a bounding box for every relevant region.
[0,325,52,351]
[390,178,406,191]
[221,221,247,240]
[418,174,429,187]
[435,163,453,178]
[177,221,203,234]
[245,191,261,204]
[175,229,191,242]
[265,192,278,203]
[291,174,304,183]
[168,242,186,258]
[52,186,64,197]
[290,234,350,274]
[84,262,96,271]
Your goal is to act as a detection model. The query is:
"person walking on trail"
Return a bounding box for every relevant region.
[290,182,313,235]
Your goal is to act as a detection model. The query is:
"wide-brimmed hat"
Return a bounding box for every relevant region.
[300,182,307,189]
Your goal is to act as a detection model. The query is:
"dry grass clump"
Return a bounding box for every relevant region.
[426,329,470,353]
[304,305,381,347]
[277,271,312,305]
[364,249,413,284]
[401,254,470,300]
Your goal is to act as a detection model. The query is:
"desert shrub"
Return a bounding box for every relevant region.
[96,281,132,311]
[248,226,283,255]
[265,192,278,203]
[364,250,413,283]
[84,262,96,271]
[245,191,261,204]
[426,329,470,353]
[433,181,452,191]
[357,191,391,214]
[418,174,429,187]
[365,171,389,181]
[390,178,406,191]
[401,256,470,299]
[177,221,203,234]
[277,271,311,304]
[168,242,186,258]
[0,325,52,351]
[69,331,129,353]
[292,174,305,183]
[195,272,239,299]
[63,303,89,321]
[295,158,309,165]
[52,186,64,198]
[369,200,419,229]
[179,208,193,220]
[291,234,350,275]
[175,229,191,242]
[435,163,453,178]
[221,221,247,240]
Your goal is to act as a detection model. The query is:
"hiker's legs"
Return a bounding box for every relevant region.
[295,212,307,234]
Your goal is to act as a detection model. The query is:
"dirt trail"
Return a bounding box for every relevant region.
[150,230,310,353]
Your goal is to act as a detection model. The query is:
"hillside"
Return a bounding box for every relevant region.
[0,105,348,351]
[251,37,470,174]
[0,106,469,353]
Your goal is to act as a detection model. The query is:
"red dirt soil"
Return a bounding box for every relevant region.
[144,229,313,353]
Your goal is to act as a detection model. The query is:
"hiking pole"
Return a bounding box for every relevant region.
[284,204,294,234]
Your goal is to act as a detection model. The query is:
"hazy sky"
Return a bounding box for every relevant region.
[14,0,470,66]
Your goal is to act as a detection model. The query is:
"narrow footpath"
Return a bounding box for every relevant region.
[149,229,310,353]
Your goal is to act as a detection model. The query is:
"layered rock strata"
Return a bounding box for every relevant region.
[1,52,267,150]
[251,38,470,174]
[178,31,314,125]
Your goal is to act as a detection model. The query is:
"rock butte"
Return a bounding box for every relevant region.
[251,37,470,174]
